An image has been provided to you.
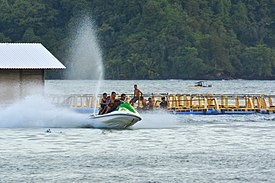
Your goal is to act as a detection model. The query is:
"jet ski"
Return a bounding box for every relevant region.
[90,102,142,129]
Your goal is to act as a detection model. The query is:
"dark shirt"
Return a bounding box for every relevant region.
[160,101,168,108]
[100,98,107,108]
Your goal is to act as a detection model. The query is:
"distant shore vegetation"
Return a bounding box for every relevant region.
[1,0,275,80]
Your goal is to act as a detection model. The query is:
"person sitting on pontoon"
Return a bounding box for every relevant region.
[160,97,168,109]
[139,96,147,111]
[147,97,154,111]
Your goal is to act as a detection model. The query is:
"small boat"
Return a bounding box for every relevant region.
[90,102,142,129]
[194,81,212,88]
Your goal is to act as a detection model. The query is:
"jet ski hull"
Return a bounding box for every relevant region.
[91,111,142,129]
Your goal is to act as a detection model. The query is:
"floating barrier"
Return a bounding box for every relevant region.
[48,93,275,115]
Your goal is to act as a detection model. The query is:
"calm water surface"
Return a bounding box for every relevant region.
[1,80,275,182]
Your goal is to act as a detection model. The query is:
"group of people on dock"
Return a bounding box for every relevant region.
[98,84,168,115]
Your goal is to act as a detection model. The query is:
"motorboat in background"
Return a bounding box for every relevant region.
[194,81,212,88]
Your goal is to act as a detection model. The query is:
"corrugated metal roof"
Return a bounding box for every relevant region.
[0,43,66,69]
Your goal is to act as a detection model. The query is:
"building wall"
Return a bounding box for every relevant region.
[0,69,44,103]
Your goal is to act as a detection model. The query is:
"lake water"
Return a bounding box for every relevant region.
[1,80,275,182]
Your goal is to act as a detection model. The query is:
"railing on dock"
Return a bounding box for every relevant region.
[48,93,275,114]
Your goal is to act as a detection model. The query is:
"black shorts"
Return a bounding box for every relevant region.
[130,97,138,103]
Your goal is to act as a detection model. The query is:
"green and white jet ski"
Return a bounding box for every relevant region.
[90,102,142,129]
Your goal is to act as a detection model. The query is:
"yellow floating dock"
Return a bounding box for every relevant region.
[49,94,275,114]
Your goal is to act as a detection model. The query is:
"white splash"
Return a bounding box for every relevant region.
[0,95,91,128]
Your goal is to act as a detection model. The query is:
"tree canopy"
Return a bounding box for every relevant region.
[1,0,275,79]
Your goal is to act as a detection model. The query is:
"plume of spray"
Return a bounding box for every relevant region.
[0,95,92,128]
[65,16,104,115]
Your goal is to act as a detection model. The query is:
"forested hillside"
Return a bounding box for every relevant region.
[1,0,275,79]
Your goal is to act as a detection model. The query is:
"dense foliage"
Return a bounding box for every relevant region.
[1,0,275,79]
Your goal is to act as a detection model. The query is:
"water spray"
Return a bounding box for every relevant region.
[66,16,104,115]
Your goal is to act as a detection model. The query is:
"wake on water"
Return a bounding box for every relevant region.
[0,95,180,129]
[132,112,180,129]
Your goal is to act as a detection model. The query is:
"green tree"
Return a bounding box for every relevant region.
[240,45,275,78]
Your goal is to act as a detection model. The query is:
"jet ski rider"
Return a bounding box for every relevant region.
[98,92,108,115]
[104,91,117,114]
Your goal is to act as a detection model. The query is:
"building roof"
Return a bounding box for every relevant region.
[0,43,66,69]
